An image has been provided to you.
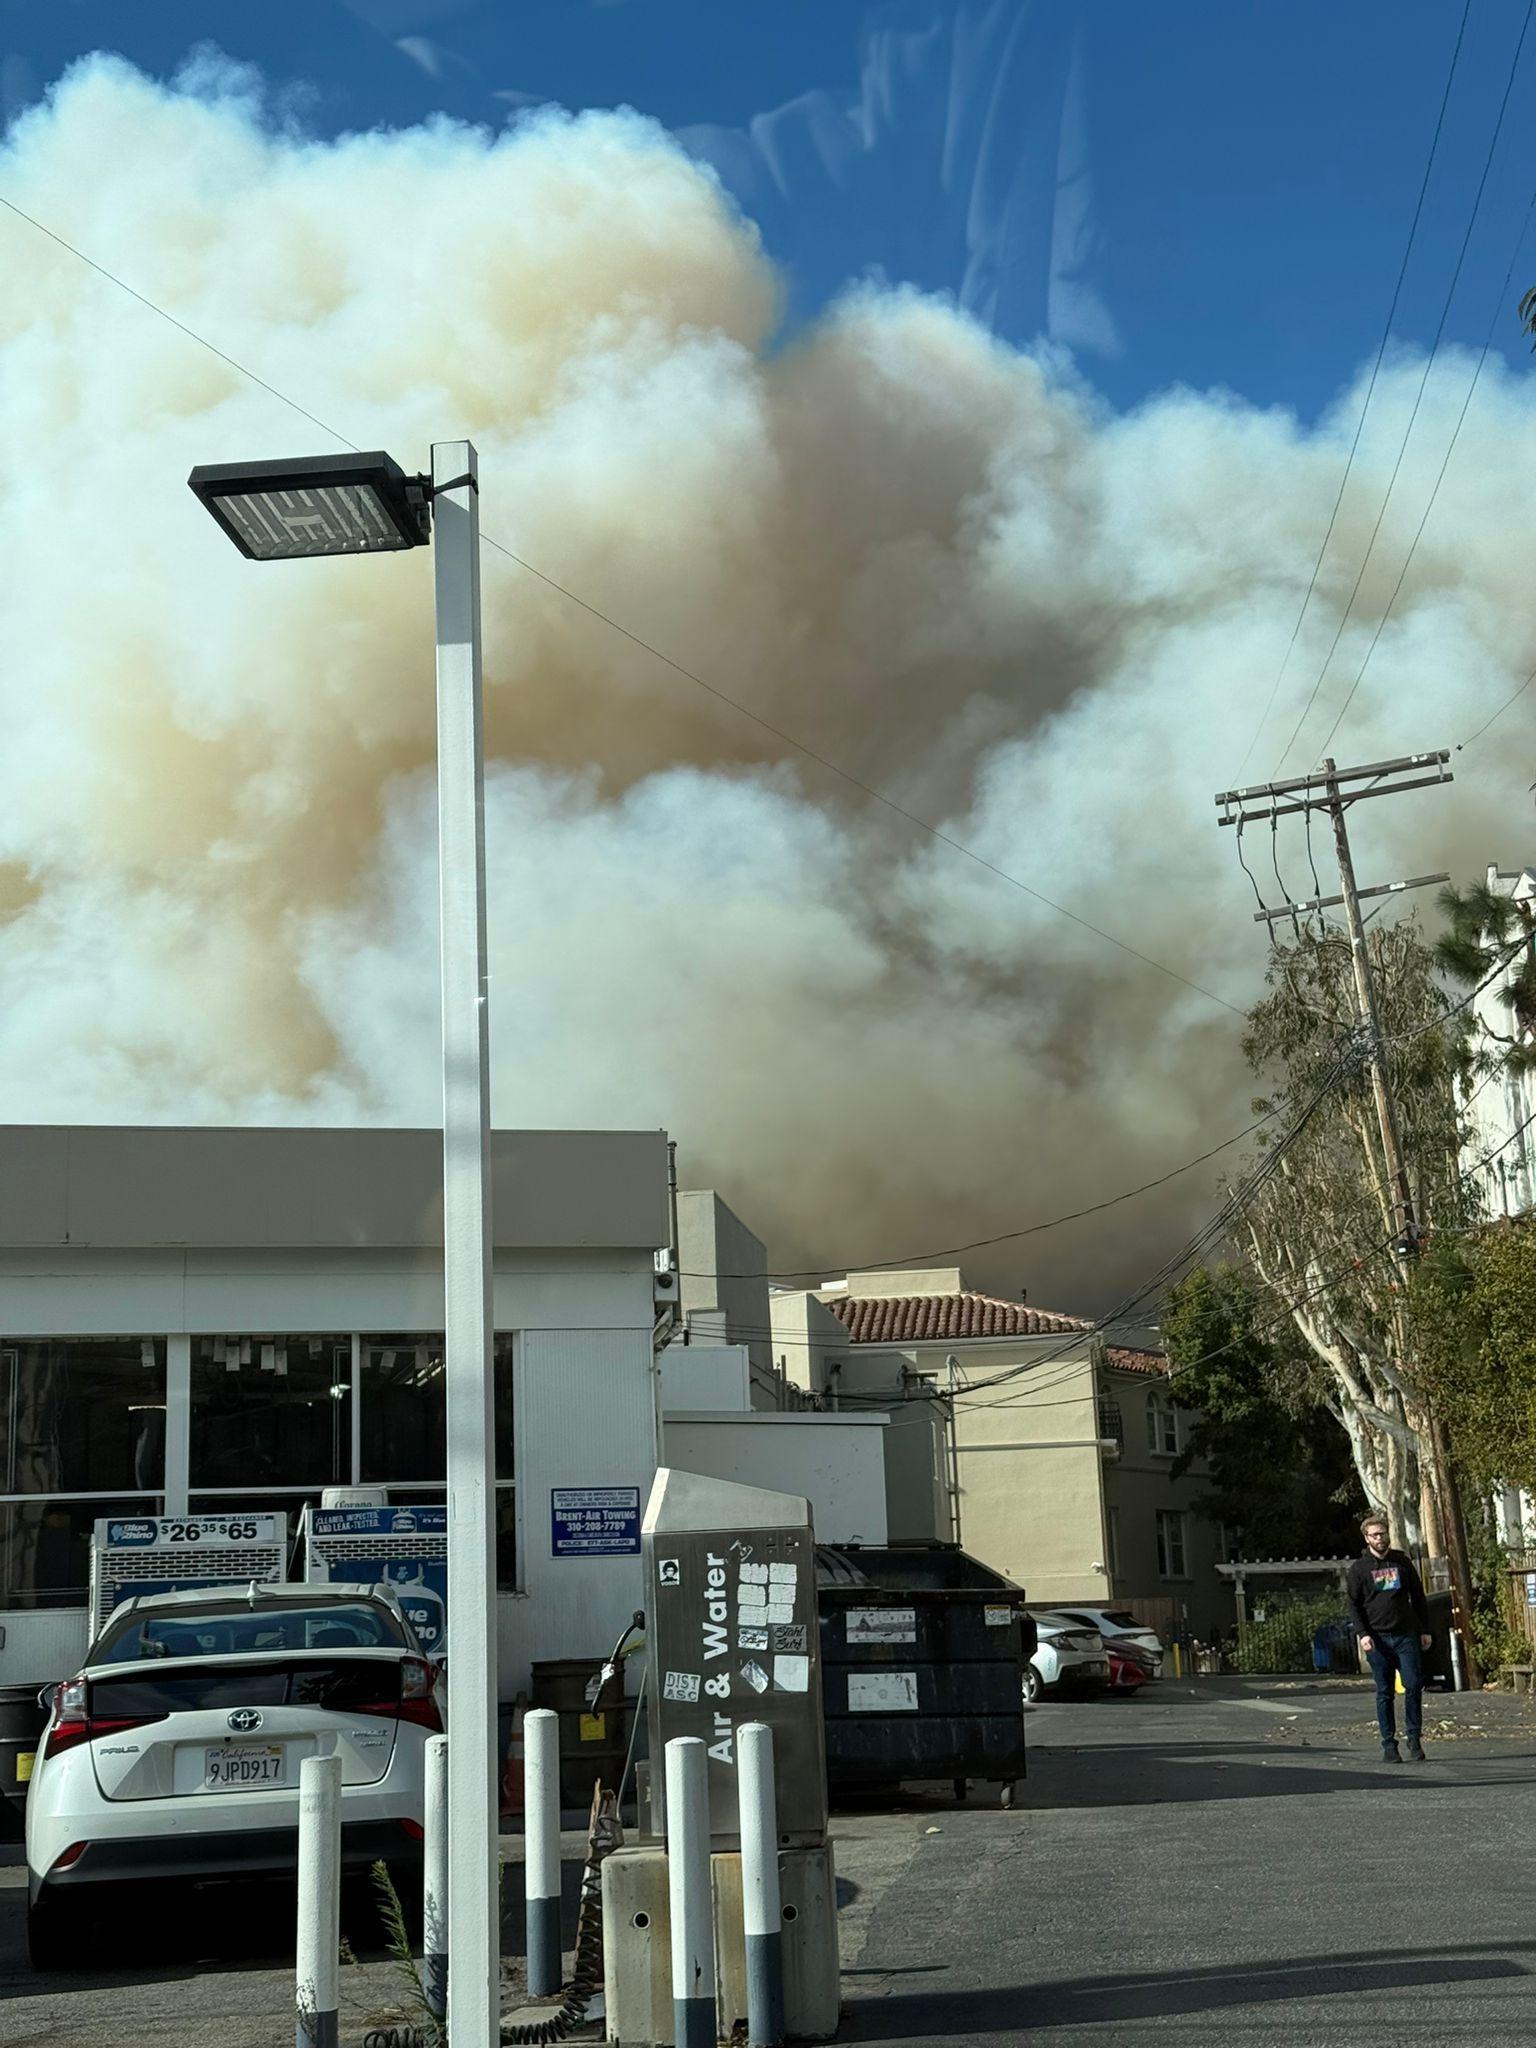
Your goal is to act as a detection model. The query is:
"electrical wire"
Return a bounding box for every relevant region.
[948,1087,1536,1414]
[0,189,1246,1020]
[1314,175,1536,760]
[1227,0,1473,784]
[678,1105,1286,1282]
[677,932,1519,1295]
[1456,661,1536,751]
[922,1040,1359,1413]
[1235,818,1269,918]
[1278,0,1534,771]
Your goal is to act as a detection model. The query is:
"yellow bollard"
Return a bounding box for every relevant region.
[1171,1642,1183,1678]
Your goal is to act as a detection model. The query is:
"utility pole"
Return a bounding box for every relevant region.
[1214,750,1482,1686]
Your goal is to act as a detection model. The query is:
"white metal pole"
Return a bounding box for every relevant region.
[1449,1628,1466,1692]
[295,1752,342,2048]
[424,1732,450,2023]
[665,1735,717,2048]
[433,437,500,2048]
[163,1335,191,1515]
[738,1722,785,2046]
[524,1706,562,1997]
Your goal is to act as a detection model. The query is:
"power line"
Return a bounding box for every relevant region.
[1313,173,1536,761]
[947,1085,1536,1415]
[682,1105,1285,1282]
[0,188,1245,1019]
[1456,662,1536,750]
[1277,0,1534,770]
[1228,0,1473,784]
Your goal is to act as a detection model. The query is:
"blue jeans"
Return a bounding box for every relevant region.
[1365,1632,1423,1746]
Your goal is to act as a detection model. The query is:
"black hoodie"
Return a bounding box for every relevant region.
[1346,1547,1429,1638]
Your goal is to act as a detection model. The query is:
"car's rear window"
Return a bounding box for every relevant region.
[92,1603,407,1665]
[89,1660,403,1716]
[1102,1610,1144,1629]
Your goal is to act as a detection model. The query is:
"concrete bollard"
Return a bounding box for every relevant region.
[296,1752,342,2048]
[524,1706,562,1998]
[738,1723,785,2046]
[665,1735,717,2048]
[423,1733,449,2023]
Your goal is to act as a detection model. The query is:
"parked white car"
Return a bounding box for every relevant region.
[1049,1606,1165,1677]
[25,1580,441,1969]
[1025,1611,1111,1702]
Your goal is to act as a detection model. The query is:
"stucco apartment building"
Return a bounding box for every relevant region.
[773,1266,1231,1641]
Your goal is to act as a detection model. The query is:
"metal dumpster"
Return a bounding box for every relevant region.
[817,1544,1027,1807]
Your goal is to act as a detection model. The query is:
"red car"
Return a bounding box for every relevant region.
[1107,1642,1155,1692]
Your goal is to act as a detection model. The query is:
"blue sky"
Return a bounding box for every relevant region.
[4,0,1535,422]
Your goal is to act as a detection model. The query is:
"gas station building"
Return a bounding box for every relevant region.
[0,1123,672,1697]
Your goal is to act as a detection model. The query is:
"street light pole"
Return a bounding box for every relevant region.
[432,439,500,2044]
[188,439,504,2034]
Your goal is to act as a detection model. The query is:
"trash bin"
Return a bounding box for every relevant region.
[530,1657,634,1810]
[817,1544,1027,1807]
[0,1682,47,1841]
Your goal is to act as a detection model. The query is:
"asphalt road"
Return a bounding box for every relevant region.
[840,1676,1536,2045]
[4,1677,1535,2045]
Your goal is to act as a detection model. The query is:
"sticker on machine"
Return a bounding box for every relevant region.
[662,1670,701,1704]
[846,1606,917,1645]
[847,1670,919,1713]
[740,1660,770,1693]
[738,1626,769,1650]
[772,1654,810,1693]
[983,1605,1013,1627]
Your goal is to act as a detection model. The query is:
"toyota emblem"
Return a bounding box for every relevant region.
[227,1707,264,1733]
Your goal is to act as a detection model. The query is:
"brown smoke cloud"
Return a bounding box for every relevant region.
[4,54,1536,1309]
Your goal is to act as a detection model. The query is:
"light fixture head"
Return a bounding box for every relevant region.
[187,450,431,561]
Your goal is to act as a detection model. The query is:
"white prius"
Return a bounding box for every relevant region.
[24,1580,442,1970]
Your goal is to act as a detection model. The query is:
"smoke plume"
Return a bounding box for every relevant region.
[3,54,1535,1306]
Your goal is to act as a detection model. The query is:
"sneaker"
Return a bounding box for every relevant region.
[1404,1741,1426,1762]
[1381,1742,1402,1762]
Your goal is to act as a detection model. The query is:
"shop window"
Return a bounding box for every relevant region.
[360,1334,515,1486]
[191,1336,350,1490]
[1,1338,167,1494]
[0,1496,159,1609]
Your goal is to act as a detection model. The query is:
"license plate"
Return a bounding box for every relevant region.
[1086,1660,1108,1674]
[204,1745,284,1789]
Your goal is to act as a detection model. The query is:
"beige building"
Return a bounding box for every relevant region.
[772,1267,1230,1641]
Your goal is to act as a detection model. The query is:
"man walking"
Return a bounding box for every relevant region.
[1347,1513,1432,1762]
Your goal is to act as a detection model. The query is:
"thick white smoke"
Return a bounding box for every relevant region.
[3,54,1535,1304]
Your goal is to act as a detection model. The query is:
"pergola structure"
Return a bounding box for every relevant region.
[1217,1557,1351,1626]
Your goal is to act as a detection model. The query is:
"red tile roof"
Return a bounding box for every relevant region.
[822,1290,1168,1377]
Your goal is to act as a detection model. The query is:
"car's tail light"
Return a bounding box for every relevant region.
[50,1841,89,1872]
[399,1819,425,1841]
[357,1657,443,1733]
[42,1676,166,1758]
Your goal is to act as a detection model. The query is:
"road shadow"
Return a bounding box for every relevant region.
[0,1854,591,1996]
[839,1940,1535,2037]
[1020,1737,1536,1809]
